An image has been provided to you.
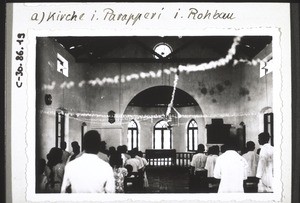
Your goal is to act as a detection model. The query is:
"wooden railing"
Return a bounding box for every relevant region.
[176,152,194,167]
[144,150,194,167]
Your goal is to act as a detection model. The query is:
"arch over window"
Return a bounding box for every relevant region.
[127,120,139,150]
[153,120,172,149]
[187,119,198,151]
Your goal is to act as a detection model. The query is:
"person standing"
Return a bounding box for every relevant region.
[45,147,65,193]
[242,141,259,177]
[214,142,248,193]
[61,130,115,193]
[256,132,274,192]
[191,144,207,175]
[190,144,208,192]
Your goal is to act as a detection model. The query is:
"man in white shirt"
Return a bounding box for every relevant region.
[191,144,207,174]
[61,130,115,193]
[125,151,143,172]
[256,132,274,192]
[214,143,248,193]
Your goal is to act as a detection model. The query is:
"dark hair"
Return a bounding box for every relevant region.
[61,141,67,150]
[246,141,255,151]
[197,144,205,153]
[71,141,79,148]
[83,130,101,154]
[258,132,270,145]
[125,164,133,176]
[109,151,123,168]
[46,147,63,188]
[137,151,143,158]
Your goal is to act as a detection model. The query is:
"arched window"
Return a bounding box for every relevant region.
[127,120,139,150]
[153,120,172,149]
[187,119,198,151]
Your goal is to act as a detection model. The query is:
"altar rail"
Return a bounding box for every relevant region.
[145,149,194,167]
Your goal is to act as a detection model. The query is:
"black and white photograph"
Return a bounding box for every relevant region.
[5,2,293,203]
[35,35,274,195]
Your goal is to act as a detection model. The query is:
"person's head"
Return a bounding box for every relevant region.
[122,145,128,153]
[109,151,123,168]
[197,144,205,153]
[212,145,220,155]
[128,150,136,158]
[46,147,63,167]
[83,130,101,154]
[258,132,270,145]
[99,141,107,152]
[137,151,143,158]
[117,145,122,152]
[125,164,133,176]
[224,137,239,152]
[71,141,80,153]
[109,146,116,155]
[220,144,227,153]
[61,141,67,150]
[207,146,213,155]
[246,141,255,152]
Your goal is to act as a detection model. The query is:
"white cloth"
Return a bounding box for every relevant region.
[256,143,274,192]
[214,150,248,193]
[61,153,115,193]
[205,155,218,177]
[191,153,207,170]
[125,158,143,172]
[242,151,259,177]
[97,151,109,163]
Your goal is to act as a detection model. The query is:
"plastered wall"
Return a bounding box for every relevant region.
[36,37,272,159]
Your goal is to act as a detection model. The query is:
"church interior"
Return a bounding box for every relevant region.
[35,35,273,193]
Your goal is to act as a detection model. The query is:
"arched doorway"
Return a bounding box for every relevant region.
[122,86,204,152]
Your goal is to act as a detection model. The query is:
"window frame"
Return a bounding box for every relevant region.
[153,120,172,149]
[127,120,139,150]
[264,112,274,146]
[187,119,198,151]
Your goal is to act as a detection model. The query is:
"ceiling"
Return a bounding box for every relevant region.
[53,36,272,63]
[52,35,272,107]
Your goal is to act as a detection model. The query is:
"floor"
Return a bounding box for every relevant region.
[145,167,190,193]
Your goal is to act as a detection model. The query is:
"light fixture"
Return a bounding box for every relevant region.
[153,42,173,59]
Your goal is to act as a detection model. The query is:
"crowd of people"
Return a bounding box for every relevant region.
[190,132,274,193]
[36,130,148,193]
[36,130,273,194]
